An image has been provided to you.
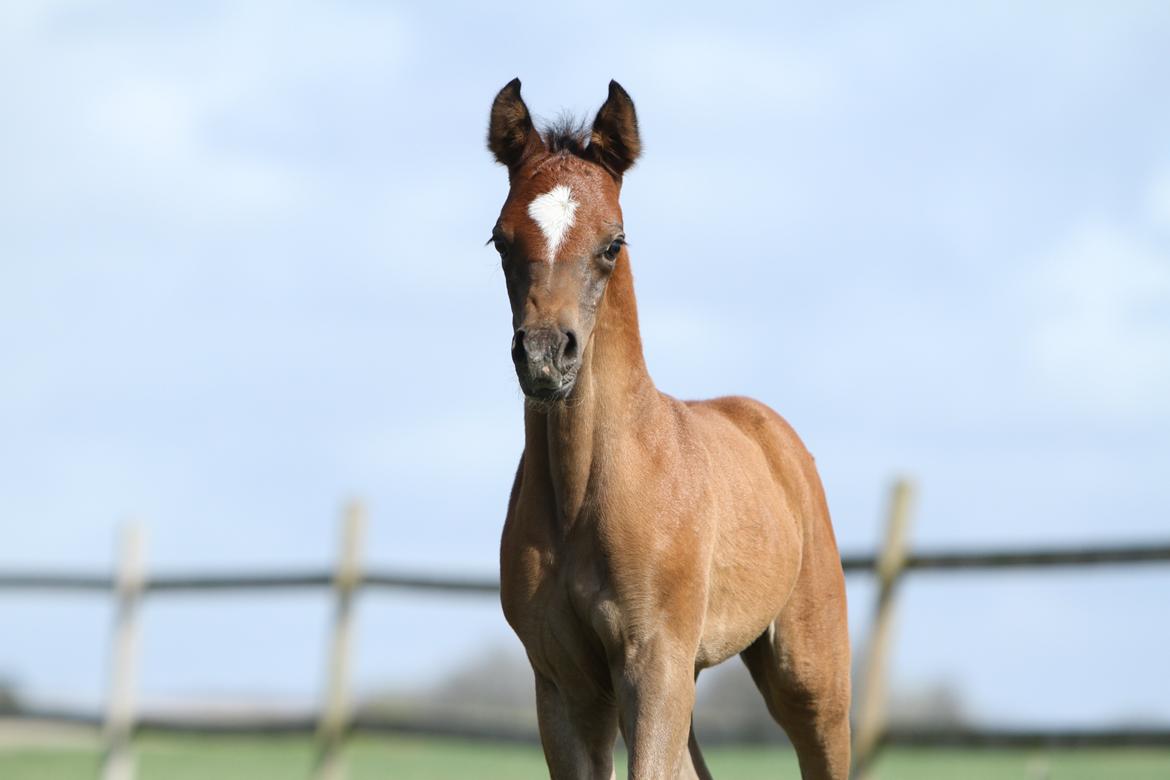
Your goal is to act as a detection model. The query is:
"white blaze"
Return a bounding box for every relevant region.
[527,185,578,263]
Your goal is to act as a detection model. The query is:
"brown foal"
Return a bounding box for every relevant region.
[489,79,851,780]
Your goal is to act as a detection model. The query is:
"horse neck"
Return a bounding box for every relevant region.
[523,256,656,523]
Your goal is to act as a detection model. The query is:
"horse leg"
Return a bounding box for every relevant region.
[682,668,714,780]
[616,716,709,780]
[615,640,697,779]
[739,563,851,779]
[685,719,715,780]
[535,672,619,780]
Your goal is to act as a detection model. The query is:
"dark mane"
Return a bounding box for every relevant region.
[540,113,591,157]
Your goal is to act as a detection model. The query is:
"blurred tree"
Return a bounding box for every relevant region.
[887,682,969,732]
[0,677,21,714]
[363,647,969,742]
[695,662,788,743]
[360,645,536,732]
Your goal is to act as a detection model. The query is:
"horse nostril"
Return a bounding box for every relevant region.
[511,330,526,362]
[563,330,578,361]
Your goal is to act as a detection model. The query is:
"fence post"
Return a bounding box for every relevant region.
[314,501,366,780]
[852,478,916,780]
[101,522,146,780]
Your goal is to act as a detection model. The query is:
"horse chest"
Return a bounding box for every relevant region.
[502,534,627,686]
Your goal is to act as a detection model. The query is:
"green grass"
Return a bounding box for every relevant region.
[1,735,1168,779]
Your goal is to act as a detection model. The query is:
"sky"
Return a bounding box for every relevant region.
[1,1,1169,728]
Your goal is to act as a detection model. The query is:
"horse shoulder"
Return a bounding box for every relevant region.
[499,451,552,638]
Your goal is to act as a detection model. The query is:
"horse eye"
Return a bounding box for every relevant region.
[493,238,508,256]
[604,240,623,260]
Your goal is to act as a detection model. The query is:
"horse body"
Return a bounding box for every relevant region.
[489,79,851,780]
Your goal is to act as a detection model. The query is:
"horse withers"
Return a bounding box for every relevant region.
[488,78,851,780]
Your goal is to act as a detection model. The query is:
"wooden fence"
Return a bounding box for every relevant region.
[2,482,1169,779]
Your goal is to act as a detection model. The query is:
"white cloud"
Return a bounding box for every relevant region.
[1148,168,1170,230]
[1025,222,1170,419]
[348,412,521,477]
[91,77,198,161]
[0,2,411,228]
[638,28,839,115]
[85,75,309,219]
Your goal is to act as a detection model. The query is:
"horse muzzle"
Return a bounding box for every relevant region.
[511,326,579,401]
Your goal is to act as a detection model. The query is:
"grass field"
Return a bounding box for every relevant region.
[2,735,1169,779]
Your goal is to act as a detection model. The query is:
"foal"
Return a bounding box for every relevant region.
[489,79,851,780]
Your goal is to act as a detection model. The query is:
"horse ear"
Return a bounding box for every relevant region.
[589,80,641,178]
[487,78,543,171]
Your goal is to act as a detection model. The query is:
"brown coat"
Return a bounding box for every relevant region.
[489,79,851,780]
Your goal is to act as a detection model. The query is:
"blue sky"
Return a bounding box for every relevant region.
[1,1,1168,726]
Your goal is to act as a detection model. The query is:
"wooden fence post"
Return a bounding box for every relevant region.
[314,501,366,780]
[852,478,916,780]
[101,522,145,780]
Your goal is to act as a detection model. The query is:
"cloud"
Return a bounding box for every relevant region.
[1023,221,1170,421]
[0,2,410,229]
[349,412,521,479]
[78,74,308,222]
[635,26,840,125]
[1148,168,1170,230]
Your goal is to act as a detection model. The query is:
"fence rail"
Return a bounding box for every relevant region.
[9,708,1170,750]
[2,494,1169,779]
[4,541,1170,595]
